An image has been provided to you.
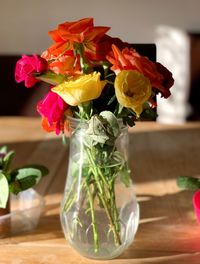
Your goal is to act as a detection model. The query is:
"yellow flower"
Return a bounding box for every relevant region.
[52,72,106,106]
[114,70,152,116]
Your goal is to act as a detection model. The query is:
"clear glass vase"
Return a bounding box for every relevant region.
[60,117,139,260]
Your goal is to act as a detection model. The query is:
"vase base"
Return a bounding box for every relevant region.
[68,241,132,260]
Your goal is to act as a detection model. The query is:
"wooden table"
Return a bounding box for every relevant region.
[0,117,200,264]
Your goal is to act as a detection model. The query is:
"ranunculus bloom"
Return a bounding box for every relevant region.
[47,18,110,61]
[15,55,48,88]
[114,70,152,116]
[107,44,174,98]
[193,190,200,223]
[52,72,107,106]
[37,91,68,135]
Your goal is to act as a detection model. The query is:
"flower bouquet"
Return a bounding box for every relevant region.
[15,18,174,259]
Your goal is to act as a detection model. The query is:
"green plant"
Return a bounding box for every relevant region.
[0,146,49,209]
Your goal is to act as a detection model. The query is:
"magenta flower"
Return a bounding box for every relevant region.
[15,54,48,88]
[37,90,68,135]
[193,190,200,223]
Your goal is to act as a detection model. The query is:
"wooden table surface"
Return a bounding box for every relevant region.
[0,117,200,264]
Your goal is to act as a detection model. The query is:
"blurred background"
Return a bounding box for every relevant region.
[0,0,200,123]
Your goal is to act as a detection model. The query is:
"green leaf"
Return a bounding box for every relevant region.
[107,95,116,105]
[78,101,93,119]
[9,165,49,194]
[118,104,124,114]
[21,165,49,177]
[18,175,38,192]
[177,176,200,191]
[140,108,157,121]
[9,181,21,194]
[0,172,9,208]
[125,116,135,127]
[62,134,69,147]
[9,175,39,194]
[100,111,119,137]
[9,165,48,194]
[35,70,65,85]
[0,146,7,154]
[16,167,42,181]
[86,115,109,145]
[2,150,15,173]
[120,166,131,187]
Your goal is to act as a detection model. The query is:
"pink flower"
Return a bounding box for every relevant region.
[37,90,68,135]
[193,190,200,223]
[15,55,48,88]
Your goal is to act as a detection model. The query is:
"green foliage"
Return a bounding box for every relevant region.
[140,108,157,121]
[0,146,49,208]
[85,111,120,147]
[0,173,9,208]
[100,111,119,137]
[35,70,65,85]
[177,176,200,191]
[2,151,15,173]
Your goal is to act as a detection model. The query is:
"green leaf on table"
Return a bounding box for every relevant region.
[0,146,7,154]
[0,172,9,208]
[10,165,49,194]
[21,165,49,177]
[17,175,39,192]
[2,150,15,173]
[9,181,21,195]
[177,176,200,191]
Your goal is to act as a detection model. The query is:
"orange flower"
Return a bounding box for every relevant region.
[41,117,57,133]
[46,18,110,61]
[41,117,66,134]
[107,44,173,98]
[41,49,81,76]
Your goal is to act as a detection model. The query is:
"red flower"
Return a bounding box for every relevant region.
[154,62,174,98]
[89,35,129,61]
[15,55,48,88]
[37,90,68,135]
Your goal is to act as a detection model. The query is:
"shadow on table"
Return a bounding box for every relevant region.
[129,126,200,184]
[0,202,64,245]
[118,190,200,261]
[2,138,69,196]
[1,126,200,262]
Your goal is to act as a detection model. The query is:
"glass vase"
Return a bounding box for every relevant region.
[60,117,139,260]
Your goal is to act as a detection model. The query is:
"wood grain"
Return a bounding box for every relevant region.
[0,117,200,264]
